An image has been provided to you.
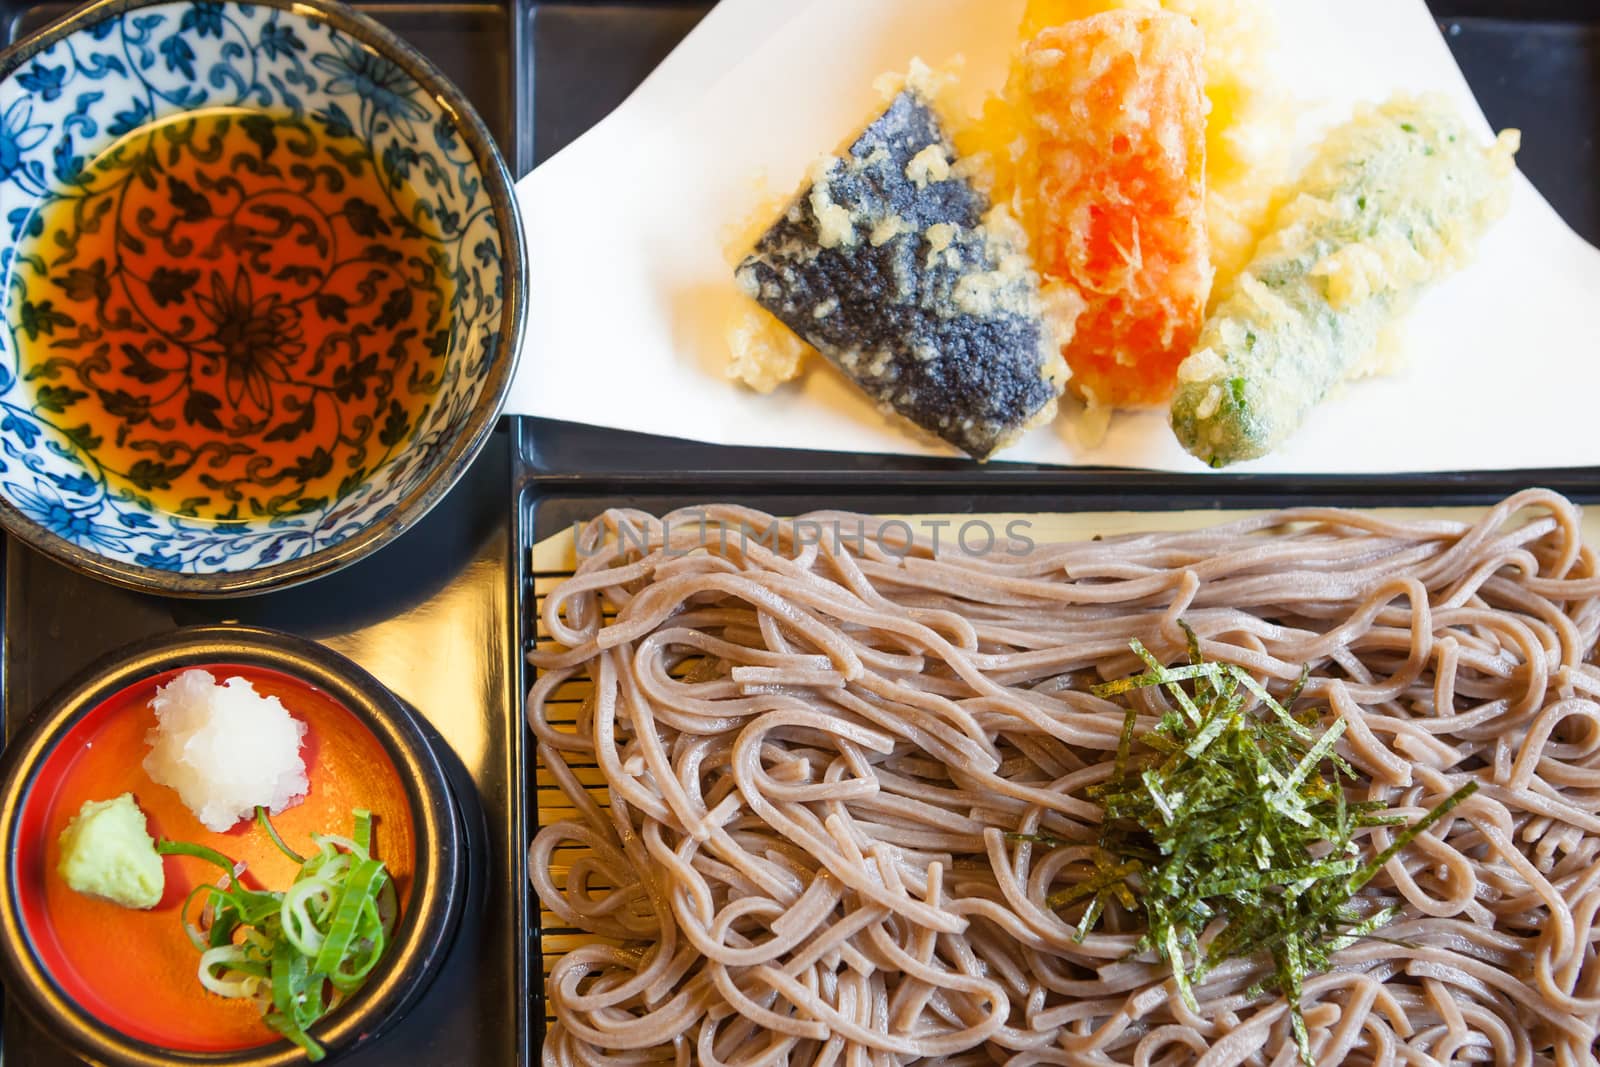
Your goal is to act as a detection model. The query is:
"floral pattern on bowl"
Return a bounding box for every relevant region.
[0,0,523,594]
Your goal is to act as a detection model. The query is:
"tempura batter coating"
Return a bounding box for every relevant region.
[736,91,1065,460]
[1021,10,1211,408]
[1171,96,1518,467]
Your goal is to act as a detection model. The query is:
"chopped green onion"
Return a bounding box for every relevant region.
[157,838,244,878]
[158,811,397,1062]
[312,858,387,977]
[257,805,307,865]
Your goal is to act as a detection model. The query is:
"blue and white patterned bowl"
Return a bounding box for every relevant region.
[0,0,524,596]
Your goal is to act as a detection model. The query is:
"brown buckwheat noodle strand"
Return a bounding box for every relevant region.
[528,490,1600,1066]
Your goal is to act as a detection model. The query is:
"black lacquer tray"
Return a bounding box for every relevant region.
[515,1,1600,489]
[3,1,1599,1064]
[0,1,535,1063]
[512,0,1600,1058]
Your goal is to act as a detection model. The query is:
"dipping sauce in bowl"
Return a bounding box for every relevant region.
[0,627,463,1065]
[15,108,455,523]
[0,0,524,596]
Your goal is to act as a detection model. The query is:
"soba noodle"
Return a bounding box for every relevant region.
[528,490,1600,1066]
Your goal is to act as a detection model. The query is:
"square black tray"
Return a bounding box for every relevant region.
[0,0,535,1064]
[2,1,1598,1064]
[516,1,1600,483]
[514,0,1600,1057]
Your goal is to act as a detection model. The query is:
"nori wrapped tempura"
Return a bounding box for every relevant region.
[736,90,1065,460]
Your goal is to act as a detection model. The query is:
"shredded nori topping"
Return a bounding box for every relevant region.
[1018,628,1477,1065]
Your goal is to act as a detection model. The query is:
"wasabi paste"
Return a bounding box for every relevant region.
[57,793,164,909]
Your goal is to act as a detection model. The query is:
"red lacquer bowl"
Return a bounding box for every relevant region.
[0,627,464,1066]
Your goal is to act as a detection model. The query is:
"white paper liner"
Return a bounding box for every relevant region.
[509,0,1600,474]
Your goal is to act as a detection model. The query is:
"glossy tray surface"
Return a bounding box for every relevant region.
[0,0,531,1062]
[519,0,1600,482]
[2,0,1598,1064]
[513,0,1600,1056]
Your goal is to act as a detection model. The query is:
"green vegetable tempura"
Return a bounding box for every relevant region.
[57,793,165,909]
[1169,95,1518,467]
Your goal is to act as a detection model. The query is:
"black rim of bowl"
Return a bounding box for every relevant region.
[0,0,528,599]
[0,625,466,1066]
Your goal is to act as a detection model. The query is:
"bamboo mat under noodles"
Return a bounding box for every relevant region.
[524,503,1600,1034]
